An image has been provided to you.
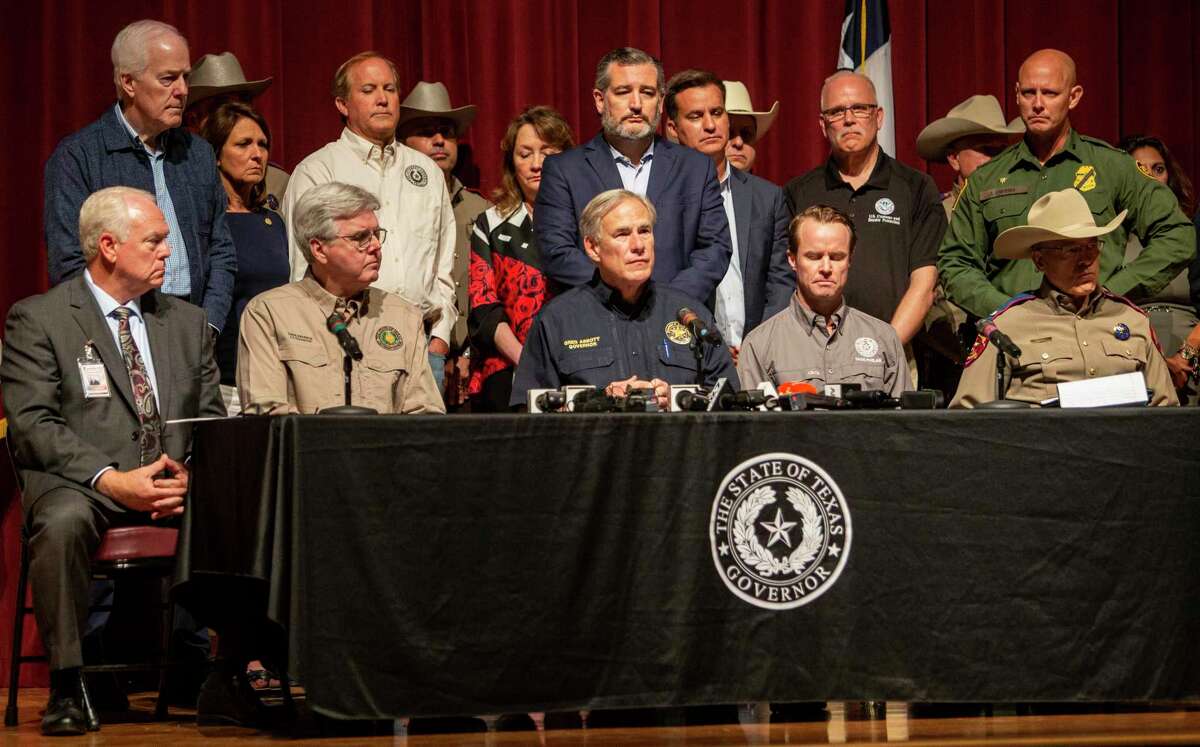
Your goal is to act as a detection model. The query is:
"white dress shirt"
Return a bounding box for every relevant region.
[714,164,745,347]
[283,128,458,342]
[608,140,656,196]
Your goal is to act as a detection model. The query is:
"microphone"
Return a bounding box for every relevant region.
[776,381,819,396]
[535,390,567,412]
[715,389,770,411]
[677,307,723,345]
[976,317,1022,359]
[326,312,363,360]
[675,389,710,411]
[841,389,895,408]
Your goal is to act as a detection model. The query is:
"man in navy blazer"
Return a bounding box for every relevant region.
[665,70,792,361]
[534,47,731,305]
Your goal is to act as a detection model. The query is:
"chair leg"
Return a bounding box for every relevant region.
[153,578,174,720]
[5,542,30,727]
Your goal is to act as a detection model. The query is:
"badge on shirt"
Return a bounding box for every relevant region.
[854,336,879,359]
[376,326,403,350]
[664,321,693,345]
[1074,165,1097,192]
[1113,323,1131,341]
[405,165,429,187]
[874,198,895,216]
[77,342,110,399]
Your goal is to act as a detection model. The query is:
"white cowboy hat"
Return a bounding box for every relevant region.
[916,94,1024,162]
[723,80,778,143]
[993,189,1126,260]
[186,52,272,109]
[397,81,477,136]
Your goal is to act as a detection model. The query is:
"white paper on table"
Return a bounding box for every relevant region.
[1056,371,1148,408]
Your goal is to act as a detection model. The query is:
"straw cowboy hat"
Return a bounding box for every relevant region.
[397,81,477,136]
[993,189,1126,260]
[723,80,778,143]
[186,52,272,108]
[916,94,1024,162]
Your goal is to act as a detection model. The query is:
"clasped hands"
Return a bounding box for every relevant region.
[96,454,189,520]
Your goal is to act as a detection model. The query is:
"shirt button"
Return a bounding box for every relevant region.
[1041,352,1049,360]
[1089,368,1097,376]
[827,368,834,374]
[131,431,139,441]
[1081,341,1088,347]
[1041,174,1047,180]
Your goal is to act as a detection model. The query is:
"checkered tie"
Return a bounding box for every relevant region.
[111,307,163,465]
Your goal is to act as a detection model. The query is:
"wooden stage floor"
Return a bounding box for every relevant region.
[4,690,1200,745]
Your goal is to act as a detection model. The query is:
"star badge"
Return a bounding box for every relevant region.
[718,542,730,557]
[760,508,797,549]
[827,544,841,558]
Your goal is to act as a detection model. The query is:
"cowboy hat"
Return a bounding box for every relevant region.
[916,94,1024,162]
[186,52,272,109]
[993,189,1126,260]
[397,81,477,136]
[723,80,778,143]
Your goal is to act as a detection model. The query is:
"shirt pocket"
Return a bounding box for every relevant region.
[1017,340,1073,384]
[981,192,1030,235]
[559,346,615,382]
[831,360,888,389]
[658,346,699,381]
[1100,337,1144,375]
[278,341,331,409]
[360,350,411,408]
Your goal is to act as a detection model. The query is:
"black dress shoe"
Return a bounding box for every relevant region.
[40,692,87,737]
[196,670,264,732]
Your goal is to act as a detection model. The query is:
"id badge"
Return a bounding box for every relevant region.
[77,342,111,399]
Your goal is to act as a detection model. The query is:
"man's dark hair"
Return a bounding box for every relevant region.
[664,69,725,122]
[594,47,664,93]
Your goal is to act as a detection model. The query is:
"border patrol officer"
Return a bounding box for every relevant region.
[938,49,1196,321]
[951,189,1178,408]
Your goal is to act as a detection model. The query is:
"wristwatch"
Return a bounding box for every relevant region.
[1180,342,1199,383]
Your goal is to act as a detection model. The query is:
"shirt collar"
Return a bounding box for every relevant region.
[1038,277,1102,315]
[114,103,162,155]
[790,293,846,336]
[586,271,654,318]
[449,176,466,206]
[299,270,372,319]
[340,127,398,165]
[719,161,734,192]
[608,138,655,168]
[823,147,892,192]
[1013,127,1082,170]
[84,268,144,320]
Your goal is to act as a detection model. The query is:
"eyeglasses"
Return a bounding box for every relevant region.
[1035,239,1100,258]
[820,103,878,123]
[334,227,388,251]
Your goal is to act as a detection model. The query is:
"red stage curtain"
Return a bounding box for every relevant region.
[1,0,1197,684]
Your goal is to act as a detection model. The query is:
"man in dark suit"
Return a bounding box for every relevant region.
[2,187,224,735]
[534,47,732,305]
[665,69,792,364]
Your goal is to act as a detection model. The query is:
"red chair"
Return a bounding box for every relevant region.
[4,525,181,727]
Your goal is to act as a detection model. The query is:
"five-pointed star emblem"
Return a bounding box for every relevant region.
[718,542,730,556]
[760,508,797,549]
[827,544,841,558]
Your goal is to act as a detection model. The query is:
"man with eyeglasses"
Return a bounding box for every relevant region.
[783,71,945,380]
[939,49,1195,322]
[239,182,445,414]
[282,52,457,398]
[951,189,1177,407]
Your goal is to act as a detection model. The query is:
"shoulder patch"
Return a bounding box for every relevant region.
[964,334,990,368]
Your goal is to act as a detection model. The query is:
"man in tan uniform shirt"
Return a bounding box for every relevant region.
[952,189,1177,407]
[238,182,444,414]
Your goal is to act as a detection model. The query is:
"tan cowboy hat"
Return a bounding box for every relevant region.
[397,81,477,136]
[993,189,1126,260]
[916,94,1024,162]
[186,52,272,108]
[723,80,778,143]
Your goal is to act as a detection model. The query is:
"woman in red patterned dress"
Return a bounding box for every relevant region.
[468,107,575,411]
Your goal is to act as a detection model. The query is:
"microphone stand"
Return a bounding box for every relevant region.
[690,336,706,387]
[978,342,1030,410]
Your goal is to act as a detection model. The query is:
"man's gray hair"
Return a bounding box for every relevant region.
[79,186,155,262]
[111,19,185,98]
[594,47,665,93]
[579,189,657,243]
[292,182,381,263]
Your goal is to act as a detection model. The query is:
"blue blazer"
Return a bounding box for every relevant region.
[43,106,237,331]
[534,133,732,305]
[729,166,795,335]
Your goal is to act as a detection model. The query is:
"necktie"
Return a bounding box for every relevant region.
[111,307,163,465]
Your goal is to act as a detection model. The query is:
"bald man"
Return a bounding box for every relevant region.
[938,49,1195,320]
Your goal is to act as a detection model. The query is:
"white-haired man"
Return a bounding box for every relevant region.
[2,187,225,735]
[44,19,237,334]
[239,182,444,415]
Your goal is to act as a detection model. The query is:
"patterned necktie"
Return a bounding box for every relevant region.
[111,307,163,465]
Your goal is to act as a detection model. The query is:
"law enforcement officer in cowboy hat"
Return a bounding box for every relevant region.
[722,80,778,174]
[938,49,1196,322]
[183,51,290,202]
[396,81,492,407]
[915,95,1024,393]
[951,188,1178,407]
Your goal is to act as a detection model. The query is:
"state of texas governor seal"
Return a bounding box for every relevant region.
[710,452,851,610]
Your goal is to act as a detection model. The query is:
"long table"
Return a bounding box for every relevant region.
[173,410,1200,720]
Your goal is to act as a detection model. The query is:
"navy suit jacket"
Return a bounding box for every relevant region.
[534,133,732,304]
[729,166,794,335]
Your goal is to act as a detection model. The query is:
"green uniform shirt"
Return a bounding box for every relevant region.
[937,128,1196,319]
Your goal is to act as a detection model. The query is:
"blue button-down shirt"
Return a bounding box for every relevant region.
[609,140,655,196]
[114,104,191,297]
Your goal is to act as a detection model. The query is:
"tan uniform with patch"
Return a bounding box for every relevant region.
[950,281,1178,408]
[236,273,446,414]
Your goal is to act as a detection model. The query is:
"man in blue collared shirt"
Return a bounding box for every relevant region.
[535,47,732,304]
[43,19,236,333]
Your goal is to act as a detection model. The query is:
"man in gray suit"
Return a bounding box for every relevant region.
[665,69,792,365]
[1,186,224,735]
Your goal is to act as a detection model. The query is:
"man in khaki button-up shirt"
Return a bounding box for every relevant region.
[238,182,444,414]
[952,189,1177,408]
